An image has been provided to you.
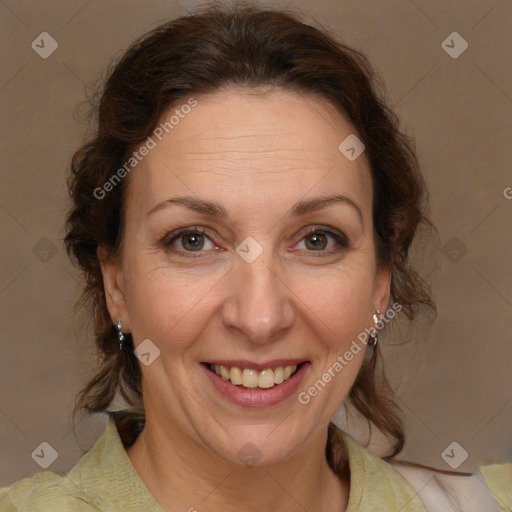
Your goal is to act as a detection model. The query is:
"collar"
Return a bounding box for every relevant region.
[66,415,425,511]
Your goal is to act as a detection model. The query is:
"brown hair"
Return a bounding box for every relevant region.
[64,1,436,472]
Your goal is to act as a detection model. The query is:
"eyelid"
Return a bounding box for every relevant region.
[293,225,350,255]
[161,226,215,250]
[161,224,350,256]
[300,225,349,246]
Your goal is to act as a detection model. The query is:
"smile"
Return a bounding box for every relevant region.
[207,363,301,389]
[201,360,310,407]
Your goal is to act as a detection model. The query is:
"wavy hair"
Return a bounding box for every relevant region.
[64,1,436,472]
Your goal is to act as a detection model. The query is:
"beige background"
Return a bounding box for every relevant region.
[1,0,511,487]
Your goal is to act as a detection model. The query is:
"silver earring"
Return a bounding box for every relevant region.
[369,309,381,347]
[116,319,125,350]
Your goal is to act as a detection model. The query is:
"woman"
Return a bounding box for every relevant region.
[1,3,510,511]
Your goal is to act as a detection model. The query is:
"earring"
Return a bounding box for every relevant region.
[116,319,125,350]
[369,309,381,347]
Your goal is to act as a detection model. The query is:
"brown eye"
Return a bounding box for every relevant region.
[304,232,328,251]
[163,227,216,256]
[181,232,205,251]
[297,227,350,254]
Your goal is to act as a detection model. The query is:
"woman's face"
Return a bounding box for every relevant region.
[101,87,390,466]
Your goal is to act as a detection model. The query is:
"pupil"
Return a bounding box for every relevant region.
[308,233,325,250]
[185,234,203,250]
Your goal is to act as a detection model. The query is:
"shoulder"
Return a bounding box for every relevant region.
[480,462,512,511]
[340,432,427,510]
[0,412,161,511]
[0,415,125,511]
[390,460,512,512]
[0,470,104,511]
[340,430,511,512]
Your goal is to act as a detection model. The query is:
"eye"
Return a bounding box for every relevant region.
[295,226,350,255]
[162,227,217,256]
[161,225,350,258]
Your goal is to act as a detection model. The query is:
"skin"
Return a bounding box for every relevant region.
[99,86,391,512]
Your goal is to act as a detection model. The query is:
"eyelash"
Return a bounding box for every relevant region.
[161,225,350,258]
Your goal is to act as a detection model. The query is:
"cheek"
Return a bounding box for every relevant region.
[122,237,377,353]
[123,259,217,350]
[293,263,376,346]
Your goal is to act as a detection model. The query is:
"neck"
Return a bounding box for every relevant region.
[124,416,350,512]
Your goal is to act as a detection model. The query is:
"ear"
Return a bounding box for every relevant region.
[373,263,392,315]
[97,244,130,332]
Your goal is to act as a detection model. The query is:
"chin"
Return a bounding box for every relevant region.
[201,423,308,468]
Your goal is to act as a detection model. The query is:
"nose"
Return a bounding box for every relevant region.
[221,244,295,344]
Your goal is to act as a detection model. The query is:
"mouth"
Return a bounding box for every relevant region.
[202,361,306,390]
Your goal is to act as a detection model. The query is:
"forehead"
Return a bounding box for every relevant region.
[125,87,372,220]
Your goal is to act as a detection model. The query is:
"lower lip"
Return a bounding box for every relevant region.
[201,363,310,408]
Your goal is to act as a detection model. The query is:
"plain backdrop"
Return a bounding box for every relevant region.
[1,0,511,486]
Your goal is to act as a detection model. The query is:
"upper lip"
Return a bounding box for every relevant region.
[203,359,308,371]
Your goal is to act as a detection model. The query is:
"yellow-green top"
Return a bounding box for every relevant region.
[1,417,510,511]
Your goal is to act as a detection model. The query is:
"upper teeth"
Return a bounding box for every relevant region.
[211,364,298,389]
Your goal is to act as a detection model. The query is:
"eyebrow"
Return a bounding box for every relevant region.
[147,194,363,226]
